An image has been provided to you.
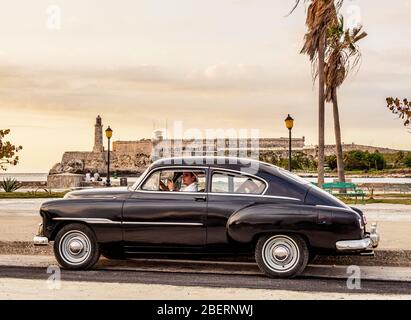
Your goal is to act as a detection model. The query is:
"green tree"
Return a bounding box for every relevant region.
[291,0,341,185]
[0,129,23,171]
[394,151,405,167]
[343,150,386,171]
[404,155,411,168]
[325,155,337,170]
[325,17,367,182]
[365,151,385,171]
[386,98,411,129]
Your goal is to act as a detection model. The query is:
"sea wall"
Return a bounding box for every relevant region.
[50,151,151,176]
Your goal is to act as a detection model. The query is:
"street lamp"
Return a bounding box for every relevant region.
[284,114,294,172]
[105,126,113,187]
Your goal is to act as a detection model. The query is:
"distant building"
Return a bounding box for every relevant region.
[49,116,410,176]
[92,115,104,153]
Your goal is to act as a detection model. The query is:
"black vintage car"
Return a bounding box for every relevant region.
[34,157,379,278]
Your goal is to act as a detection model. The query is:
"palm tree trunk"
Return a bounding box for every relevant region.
[332,90,346,183]
[317,32,326,187]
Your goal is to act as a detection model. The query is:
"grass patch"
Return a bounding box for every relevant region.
[0,192,67,199]
[340,198,411,205]
[373,193,411,198]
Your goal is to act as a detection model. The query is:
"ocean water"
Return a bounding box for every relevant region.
[0,173,49,182]
[0,173,410,184]
[0,173,141,183]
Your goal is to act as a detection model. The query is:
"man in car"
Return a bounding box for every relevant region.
[167,172,198,192]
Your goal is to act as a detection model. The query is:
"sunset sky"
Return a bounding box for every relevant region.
[1,0,411,172]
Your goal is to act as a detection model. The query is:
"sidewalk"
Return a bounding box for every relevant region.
[1,255,411,282]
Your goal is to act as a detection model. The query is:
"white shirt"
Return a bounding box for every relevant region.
[181,182,198,192]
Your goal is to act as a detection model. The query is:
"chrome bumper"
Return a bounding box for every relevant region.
[336,223,380,251]
[33,223,49,246]
[33,235,49,246]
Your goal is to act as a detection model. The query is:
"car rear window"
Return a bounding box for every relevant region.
[211,171,266,195]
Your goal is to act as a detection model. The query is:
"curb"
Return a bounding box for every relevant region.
[1,241,410,267]
[0,241,53,256]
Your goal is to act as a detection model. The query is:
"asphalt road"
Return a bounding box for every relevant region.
[1,264,411,296]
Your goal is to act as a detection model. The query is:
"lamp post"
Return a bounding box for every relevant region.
[284,114,294,172]
[105,126,113,187]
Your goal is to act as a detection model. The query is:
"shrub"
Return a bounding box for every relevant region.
[405,156,411,168]
[325,155,337,170]
[1,178,22,192]
[344,150,386,171]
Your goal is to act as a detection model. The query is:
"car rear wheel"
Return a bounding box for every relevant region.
[255,234,309,278]
[54,223,100,270]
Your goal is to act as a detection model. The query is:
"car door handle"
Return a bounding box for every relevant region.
[194,196,207,202]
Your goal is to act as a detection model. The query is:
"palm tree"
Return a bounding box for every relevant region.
[324,18,367,182]
[291,0,341,186]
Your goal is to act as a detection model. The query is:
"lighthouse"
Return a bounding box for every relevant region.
[93,115,104,153]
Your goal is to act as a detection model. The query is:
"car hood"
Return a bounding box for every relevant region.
[64,187,132,199]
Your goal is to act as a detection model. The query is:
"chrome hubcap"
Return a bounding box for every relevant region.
[262,235,300,273]
[59,231,91,265]
[273,246,289,261]
[69,240,84,255]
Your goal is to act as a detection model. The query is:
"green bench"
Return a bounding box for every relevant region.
[322,182,366,204]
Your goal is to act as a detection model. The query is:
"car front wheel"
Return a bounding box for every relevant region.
[255,234,309,278]
[54,223,100,270]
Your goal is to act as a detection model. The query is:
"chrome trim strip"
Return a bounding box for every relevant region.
[52,218,122,224]
[208,193,300,201]
[52,217,203,227]
[316,205,353,211]
[136,190,207,196]
[123,222,203,226]
[134,190,299,201]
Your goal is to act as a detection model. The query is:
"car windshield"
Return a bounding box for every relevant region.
[130,167,151,190]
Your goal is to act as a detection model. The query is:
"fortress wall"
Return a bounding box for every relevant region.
[150,138,306,154]
[338,144,403,154]
[303,144,405,158]
[62,151,107,163]
[54,151,150,175]
[113,140,152,155]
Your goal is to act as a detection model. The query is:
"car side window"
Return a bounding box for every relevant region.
[141,171,160,191]
[140,169,207,193]
[211,171,266,195]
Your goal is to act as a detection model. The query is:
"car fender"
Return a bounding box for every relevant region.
[226,203,318,244]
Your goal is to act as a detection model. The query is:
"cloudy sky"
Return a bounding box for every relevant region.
[1,0,411,172]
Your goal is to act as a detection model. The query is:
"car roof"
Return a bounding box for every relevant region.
[150,156,279,174]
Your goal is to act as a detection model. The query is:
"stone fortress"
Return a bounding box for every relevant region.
[48,116,408,181]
